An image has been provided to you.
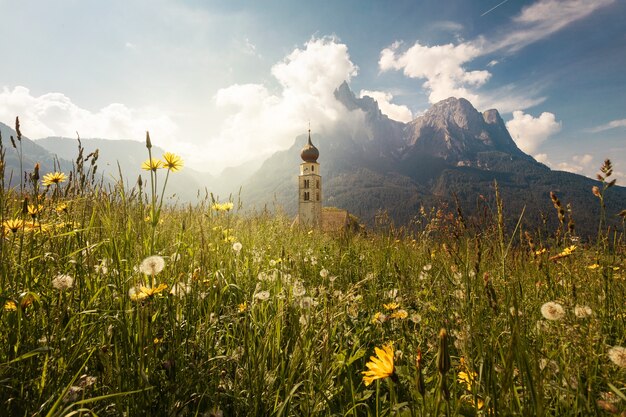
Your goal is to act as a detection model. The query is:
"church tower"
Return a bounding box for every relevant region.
[298,129,322,227]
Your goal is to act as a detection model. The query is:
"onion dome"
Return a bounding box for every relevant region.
[300,130,319,162]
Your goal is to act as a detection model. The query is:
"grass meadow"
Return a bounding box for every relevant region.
[1,135,625,416]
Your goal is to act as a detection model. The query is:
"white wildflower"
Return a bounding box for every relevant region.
[423,264,432,271]
[232,242,242,253]
[574,305,593,318]
[139,255,165,276]
[293,280,306,297]
[319,268,329,278]
[52,274,74,291]
[541,301,565,321]
[300,296,314,309]
[254,290,270,301]
[608,346,626,368]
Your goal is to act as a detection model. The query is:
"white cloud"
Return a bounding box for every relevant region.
[0,86,178,145]
[572,154,593,166]
[488,0,614,53]
[534,153,550,164]
[207,37,360,169]
[556,161,583,174]
[359,90,413,122]
[589,118,626,133]
[379,41,489,105]
[505,110,561,153]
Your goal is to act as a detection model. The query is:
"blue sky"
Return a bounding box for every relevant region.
[0,0,625,181]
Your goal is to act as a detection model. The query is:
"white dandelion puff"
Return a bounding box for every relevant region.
[608,346,626,368]
[139,255,165,276]
[52,274,74,291]
[254,290,270,301]
[541,301,565,321]
[574,305,593,318]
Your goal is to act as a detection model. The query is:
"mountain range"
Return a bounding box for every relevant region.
[2,82,625,237]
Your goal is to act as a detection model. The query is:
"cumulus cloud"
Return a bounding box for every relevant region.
[505,110,561,153]
[573,154,593,166]
[379,41,489,105]
[0,86,178,143]
[208,37,360,168]
[534,153,550,164]
[589,118,626,133]
[359,90,413,122]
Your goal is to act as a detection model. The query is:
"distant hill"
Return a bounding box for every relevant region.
[240,82,626,238]
[0,121,72,187]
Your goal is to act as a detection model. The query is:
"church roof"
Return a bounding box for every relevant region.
[300,130,319,163]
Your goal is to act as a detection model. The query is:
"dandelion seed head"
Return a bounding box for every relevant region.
[608,346,626,368]
[139,255,165,276]
[254,290,270,301]
[541,301,565,321]
[319,268,329,278]
[232,242,243,253]
[52,274,74,291]
[293,280,306,297]
[574,305,593,318]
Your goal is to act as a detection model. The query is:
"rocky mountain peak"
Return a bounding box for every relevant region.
[482,108,502,125]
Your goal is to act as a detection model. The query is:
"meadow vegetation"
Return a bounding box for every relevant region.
[1,127,625,416]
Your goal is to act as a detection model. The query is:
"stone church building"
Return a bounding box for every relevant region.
[293,130,354,232]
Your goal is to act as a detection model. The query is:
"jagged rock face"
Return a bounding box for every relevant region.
[334,86,528,166]
[404,97,526,164]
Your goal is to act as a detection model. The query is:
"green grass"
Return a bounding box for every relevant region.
[0,142,625,416]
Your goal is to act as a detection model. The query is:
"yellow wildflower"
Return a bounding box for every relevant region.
[129,283,168,301]
[27,204,43,218]
[362,343,395,386]
[141,158,163,171]
[211,202,234,212]
[162,152,184,172]
[371,311,386,324]
[3,219,24,233]
[383,302,400,311]
[42,172,67,186]
[238,301,247,313]
[587,263,600,270]
[56,202,69,213]
[390,309,408,320]
[3,300,17,311]
[549,245,576,261]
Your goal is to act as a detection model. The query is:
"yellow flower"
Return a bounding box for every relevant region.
[3,219,24,233]
[27,204,43,218]
[56,202,69,213]
[587,263,600,270]
[362,343,395,386]
[42,172,67,186]
[534,248,546,256]
[3,300,17,311]
[383,302,399,311]
[458,370,477,390]
[129,283,168,301]
[549,245,576,261]
[390,309,408,320]
[211,202,234,212]
[238,301,247,313]
[141,158,163,171]
[371,311,386,324]
[162,152,184,172]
